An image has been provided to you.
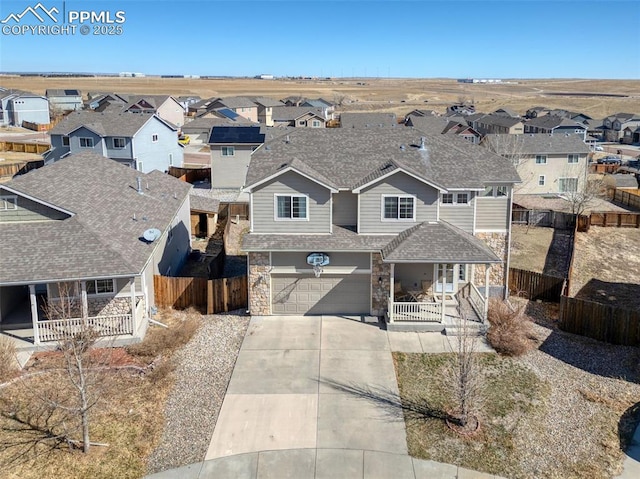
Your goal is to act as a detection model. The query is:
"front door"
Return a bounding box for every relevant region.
[435,264,454,293]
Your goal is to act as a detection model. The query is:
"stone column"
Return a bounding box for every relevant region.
[248,252,271,315]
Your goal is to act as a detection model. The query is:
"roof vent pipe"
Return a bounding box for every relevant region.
[136,177,143,195]
[419,137,427,151]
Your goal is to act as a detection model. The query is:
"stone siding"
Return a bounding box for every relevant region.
[371,252,390,317]
[87,296,132,317]
[248,252,271,315]
[473,232,508,287]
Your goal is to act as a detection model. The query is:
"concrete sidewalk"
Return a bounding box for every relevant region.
[146,315,503,478]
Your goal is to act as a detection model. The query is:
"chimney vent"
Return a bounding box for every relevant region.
[419,137,427,151]
[136,177,143,194]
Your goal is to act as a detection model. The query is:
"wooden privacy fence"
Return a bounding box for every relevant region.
[614,189,640,211]
[0,141,50,154]
[508,268,565,302]
[168,166,211,184]
[511,208,575,229]
[154,275,247,314]
[581,211,640,230]
[0,160,44,179]
[219,202,249,220]
[559,295,640,346]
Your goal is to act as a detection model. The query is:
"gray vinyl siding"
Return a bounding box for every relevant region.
[439,196,474,233]
[70,127,104,157]
[475,197,509,231]
[132,117,183,172]
[0,191,68,223]
[358,172,438,234]
[332,191,358,226]
[211,144,254,189]
[11,97,50,126]
[105,136,134,160]
[251,171,331,234]
[271,252,370,270]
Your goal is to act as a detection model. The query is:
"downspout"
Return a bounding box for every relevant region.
[504,189,514,299]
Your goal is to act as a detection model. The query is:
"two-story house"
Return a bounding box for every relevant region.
[524,115,587,140]
[209,97,259,123]
[252,97,286,126]
[0,152,192,349]
[471,113,525,136]
[208,126,265,191]
[0,89,50,127]
[122,95,185,128]
[242,129,520,331]
[46,110,183,173]
[340,113,398,129]
[601,112,640,143]
[482,134,590,195]
[46,89,83,112]
[271,107,327,128]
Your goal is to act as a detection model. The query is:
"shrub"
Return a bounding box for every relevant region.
[128,310,200,359]
[0,336,17,382]
[486,299,534,357]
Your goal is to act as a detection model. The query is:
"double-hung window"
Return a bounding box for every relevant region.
[86,279,115,295]
[567,154,579,164]
[383,195,415,220]
[113,137,126,149]
[559,177,578,193]
[221,146,235,156]
[535,155,547,164]
[276,195,307,220]
[79,137,94,148]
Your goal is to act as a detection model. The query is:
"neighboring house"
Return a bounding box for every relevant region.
[271,106,327,128]
[525,106,547,119]
[340,113,398,129]
[208,97,259,123]
[176,95,201,112]
[446,104,475,116]
[405,109,438,119]
[524,114,587,140]
[0,90,50,127]
[301,98,335,120]
[482,133,590,195]
[87,92,129,111]
[0,152,192,348]
[122,95,185,127]
[441,121,482,144]
[252,97,286,126]
[208,126,265,190]
[46,89,83,112]
[471,113,525,136]
[622,126,640,144]
[492,108,520,118]
[601,113,640,143]
[182,116,254,143]
[405,116,481,144]
[242,128,520,329]
[46,110,183,172]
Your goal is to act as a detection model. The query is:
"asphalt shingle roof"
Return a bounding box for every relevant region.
[525,115,586,130]
[251,97,285,108]
[271,106,325,121]
[483,133,590,155]
[246,128,520,191]
[404,116,447,134]
[0,152,191,284]
[382,222,501,263]
[50,110,175,137]
[340,113,398,129]
[214,97,257,109]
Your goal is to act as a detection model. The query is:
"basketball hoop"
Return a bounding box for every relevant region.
[313,264,323,278]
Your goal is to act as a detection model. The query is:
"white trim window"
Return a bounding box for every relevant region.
[382,195,416,221]
[535,155,547,164]
[113,137,126,149]
[482,186,509,198]
[221,146,235,156]
[538,175,546,186]
[559,177,578,193]
[567,154,579,164]
[441,192,469,205]
[312,120,321,128]
[275,194,308,220]
[0,196,18,210]
[86,279,115,296]
[79,137,94,148]
[152,134,159,142]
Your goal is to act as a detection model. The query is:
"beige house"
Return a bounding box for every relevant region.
[123,95,185,127]
[272,107,326,128]
[483,134,590,195]
[472,113,524,135]
[209,97,259,123]
[252,97,285,126]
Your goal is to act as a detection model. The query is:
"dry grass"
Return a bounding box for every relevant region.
[510,225,555,273]
[394,352,548,477]
[1,76,639,119]
[486,299,536,357]
[0,337,17,383]
[0,308,202,479]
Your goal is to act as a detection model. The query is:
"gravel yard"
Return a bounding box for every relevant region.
[512,299,640,478]
[146,312,249,474]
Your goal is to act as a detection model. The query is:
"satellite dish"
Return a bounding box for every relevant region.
[142,228,162,243]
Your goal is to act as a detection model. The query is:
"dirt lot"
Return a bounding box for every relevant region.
[570,227,640,311]
[2,76,639,119]
[510,225,572,277]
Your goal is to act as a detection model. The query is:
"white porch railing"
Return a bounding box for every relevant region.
[38,314,134,343]
[466,282,487,322]
[387,298,442,323]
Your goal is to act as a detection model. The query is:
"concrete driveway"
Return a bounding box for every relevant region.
[205,315,408,459]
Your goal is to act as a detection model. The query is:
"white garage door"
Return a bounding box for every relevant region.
[271,274,370,315]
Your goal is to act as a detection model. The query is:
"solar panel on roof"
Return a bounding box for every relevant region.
[218,108,239,119]
[64,89,79,96]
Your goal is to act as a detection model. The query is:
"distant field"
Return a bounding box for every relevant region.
[1,76,639,119]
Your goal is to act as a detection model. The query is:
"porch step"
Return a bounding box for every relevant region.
[444,321,486,337]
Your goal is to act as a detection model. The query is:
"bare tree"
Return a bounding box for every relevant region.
[445,312,483,431]
[561,174,606,218]
[482,134,525,168]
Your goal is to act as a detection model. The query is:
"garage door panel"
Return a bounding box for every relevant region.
[271,274,370,315]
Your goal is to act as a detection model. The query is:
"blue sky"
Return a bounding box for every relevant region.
[1,0,639,78]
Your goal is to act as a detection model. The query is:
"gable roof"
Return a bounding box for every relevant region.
[526,115,586,130]
[483,133,590,155]
[246,128,520,192]
[340,113,398,129]
[475,113,523,128]
[0,152,191,284]
[405,116,447,134]
[46,89,81,97]
[123,95,178,112]
[50,110,176,137]
[251,97,285,108]
[213,97,257,109]
[382,221,501,263]
[271,106,326,121]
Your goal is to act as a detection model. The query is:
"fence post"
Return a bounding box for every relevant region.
[223,278,229,312]
[207,280,214,315]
